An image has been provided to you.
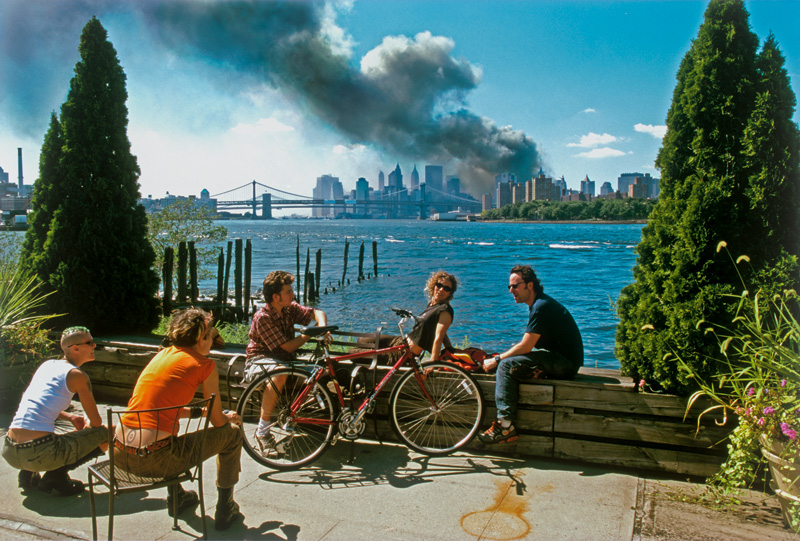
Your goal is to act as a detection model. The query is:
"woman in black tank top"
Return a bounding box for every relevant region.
[405,271,459,361]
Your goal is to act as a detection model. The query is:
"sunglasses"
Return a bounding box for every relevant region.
[508,282,526,290]
[75,339,96,347]
[435,282,453,293]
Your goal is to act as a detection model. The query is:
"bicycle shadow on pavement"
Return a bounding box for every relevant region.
[257,439,529,491]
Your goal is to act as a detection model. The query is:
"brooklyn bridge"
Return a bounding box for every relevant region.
[209,180,481,219]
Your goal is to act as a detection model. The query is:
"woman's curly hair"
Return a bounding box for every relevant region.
[424,271,458,301]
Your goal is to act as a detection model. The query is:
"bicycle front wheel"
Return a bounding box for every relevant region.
[389,361,484,455]
[237,367,336,470]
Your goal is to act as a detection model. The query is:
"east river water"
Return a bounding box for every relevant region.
[204,219,645,370]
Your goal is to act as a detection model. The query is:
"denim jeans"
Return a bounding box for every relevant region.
[114,423,243,489]
[494,349,580,421]
[2,427,107,472]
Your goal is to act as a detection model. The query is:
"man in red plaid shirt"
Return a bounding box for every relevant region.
[245,270,329,457]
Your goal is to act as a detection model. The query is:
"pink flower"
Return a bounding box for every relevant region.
[758,417,766,426]
[745,408,751,415]
[763,406,775,415]
[780,379,787,388]
[747,387,755,397]
[781,423,797,441]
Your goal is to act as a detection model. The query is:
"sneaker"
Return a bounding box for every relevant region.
[18,470,41,492]
[256,431,281,458]
[477,421,518,444]
[167,485,199,517]
[39,473,84,496]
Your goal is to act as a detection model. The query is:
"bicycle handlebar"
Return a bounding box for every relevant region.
[390,307,415,319]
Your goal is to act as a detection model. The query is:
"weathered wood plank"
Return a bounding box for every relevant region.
[553,438,724,478]
[553,385,721,421]
[554,411,730,449]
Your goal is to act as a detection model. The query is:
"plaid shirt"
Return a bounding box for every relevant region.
[246,302,315,361]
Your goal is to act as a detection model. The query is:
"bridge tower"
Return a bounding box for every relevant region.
[419,184,428,220]
[262,193,272,219]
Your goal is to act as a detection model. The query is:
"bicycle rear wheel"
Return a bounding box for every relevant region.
[237,367,336,470]
[389,361,484,455]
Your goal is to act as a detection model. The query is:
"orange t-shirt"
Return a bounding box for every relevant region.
[121,346,215,434]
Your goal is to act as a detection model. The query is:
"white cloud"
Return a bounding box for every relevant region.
[634,123,667,139]
[574,147,626,159]
[581,108,596,114]
[567,132,618,148]
[230,117,295,136]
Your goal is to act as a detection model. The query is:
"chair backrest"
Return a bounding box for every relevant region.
[107,395,215,485]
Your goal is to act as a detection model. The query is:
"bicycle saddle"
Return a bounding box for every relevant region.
[299,325,339,337]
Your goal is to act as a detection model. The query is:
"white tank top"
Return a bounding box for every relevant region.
[10,359,75,432]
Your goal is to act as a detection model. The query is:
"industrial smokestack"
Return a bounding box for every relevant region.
[17,148,23,196]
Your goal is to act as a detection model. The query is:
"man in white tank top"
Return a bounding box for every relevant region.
[2,327,108,496]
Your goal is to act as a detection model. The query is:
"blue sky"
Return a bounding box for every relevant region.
[1,0,798,208]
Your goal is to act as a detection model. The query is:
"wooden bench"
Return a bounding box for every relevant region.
[84,334,731,479]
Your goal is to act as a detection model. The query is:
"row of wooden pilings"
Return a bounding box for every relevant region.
[161,237,379,323]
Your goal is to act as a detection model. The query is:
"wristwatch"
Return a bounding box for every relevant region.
[493,355,501,363]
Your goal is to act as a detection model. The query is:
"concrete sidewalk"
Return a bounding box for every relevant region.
[1,401,643,540]
[0,439,638,541]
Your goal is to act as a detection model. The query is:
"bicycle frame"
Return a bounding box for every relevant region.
[286,321,439,435]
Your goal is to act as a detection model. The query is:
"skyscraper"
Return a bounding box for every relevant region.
[410,165,420,191]
[388,163,403,191]
[425,165,443,193]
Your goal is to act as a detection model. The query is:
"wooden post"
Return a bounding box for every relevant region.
[307,272,316,302]
[177,241,188,303]
[244,239,252,321]
[372,240,378,277]
[304,248,310,303]
[315,249,322,298]
[216,248,225,319]
[235,238,243,320]
[223,241,233,309]
[163,246,173,316]
[342,237,349,286]
[189,240,198,304]
[358,241,365,280]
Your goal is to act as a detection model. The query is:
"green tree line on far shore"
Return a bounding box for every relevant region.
[482,198,656,221]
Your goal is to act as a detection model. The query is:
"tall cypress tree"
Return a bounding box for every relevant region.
[20,113,64,271]
[616,0,800,394]
[19,17,159,333]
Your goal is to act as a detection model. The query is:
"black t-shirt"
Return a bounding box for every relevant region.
[407,302,454,352]
[526,292,583,366]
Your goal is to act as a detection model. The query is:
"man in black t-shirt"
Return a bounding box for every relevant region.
[478,264,583,444]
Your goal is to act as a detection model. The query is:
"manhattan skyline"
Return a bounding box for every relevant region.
[1,0,798,205]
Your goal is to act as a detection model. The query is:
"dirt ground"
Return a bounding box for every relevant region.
[633,478,796,540]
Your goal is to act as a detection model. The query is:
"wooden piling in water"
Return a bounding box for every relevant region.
[189,241,198,304]
[307,272,316,302]
[163,246,173,316]
[235,239,243,317]
[358,242,365,280]
[216,248,225,319]
[315,249,322,298]
[303,248,310,303]
[177,241,188,302]
[342,237,349,285]
[372,240,378,277]
[244,239,252,320]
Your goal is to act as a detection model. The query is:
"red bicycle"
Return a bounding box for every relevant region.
[236,307,484,470]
